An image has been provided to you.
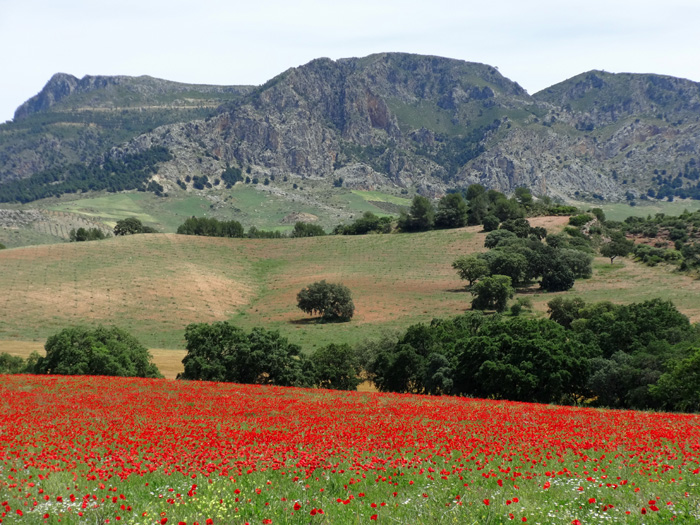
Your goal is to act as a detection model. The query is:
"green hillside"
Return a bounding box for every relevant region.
[1,218,698,353]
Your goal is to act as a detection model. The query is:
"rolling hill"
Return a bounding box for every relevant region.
[1,217,699,358]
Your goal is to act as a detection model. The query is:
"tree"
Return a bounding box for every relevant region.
[590,207,606,223]
[514,187,534,209]
[179,322,310,386]
[558,249,593,279]
[540,260,575,292]
[486,250,529,287]
[651,347,700,412]
[481,215,500,232]
[500,218,532,238]
[466,184,486,202]
[453,317,598,403]
[471,275,514,312]
[334,212,393,235]
[35,326,162,378]
[297,281,354,321]
[600,233,634,264]
[310,343,362,390]
[291,222,325,237]
[547,296,586,329]
[0,351,39,374]
[484,229,517,249]
[399,195,435,232]
[114,217,155,236]
[434,193,468,229]
[493,197,524,221]
[0,242,5,250]
[452,255,489,287]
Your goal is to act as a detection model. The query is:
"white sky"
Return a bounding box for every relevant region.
[1,0,700,123]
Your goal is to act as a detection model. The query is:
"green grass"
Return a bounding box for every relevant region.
[0,227,64,249]
[2,211,699,354]
[48,193,159,226]
[350,189,412,206]
[0,227,481,350]
[572,199,700,222]
[42,186,405,234]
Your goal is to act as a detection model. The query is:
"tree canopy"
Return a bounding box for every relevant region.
[179,322,310,386]
[297,281,355,321]
[35,326,161,378]
[471,275,514,312]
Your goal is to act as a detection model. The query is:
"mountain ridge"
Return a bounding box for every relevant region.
[3,53,700,204]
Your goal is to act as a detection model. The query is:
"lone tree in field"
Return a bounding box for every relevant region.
[297,280,354,322]
[114,217,157,236]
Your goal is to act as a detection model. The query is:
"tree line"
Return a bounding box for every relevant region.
[4,296,698,412]
[176,216,325,239]
[0,146,172,203]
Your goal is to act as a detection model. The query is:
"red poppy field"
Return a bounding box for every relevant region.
[1,375,699,524]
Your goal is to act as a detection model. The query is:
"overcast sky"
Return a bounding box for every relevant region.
[2,0,700,123]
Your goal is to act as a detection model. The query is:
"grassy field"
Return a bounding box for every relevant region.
[43,186,410,235]
[1,214,699,364]
[0,224,485,350]
[571,198,700,222]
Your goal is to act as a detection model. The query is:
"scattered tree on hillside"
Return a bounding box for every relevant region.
[297,281,354,322]
[69,227,108,242]
[547,296,586,329]
[600,233,634,264]
[452,255,489,287]
[333,212,393,235]
[114,217,157,236]
[651,347,700,412]
[35,326,162,378]
[177,216,244,238]
[398,195,435,232]
[471,275,514,312]
[0,351,40,374]
[434,193,468,229]
[291,222,326,237]
[481,214,500,232]
[483,250,529,287]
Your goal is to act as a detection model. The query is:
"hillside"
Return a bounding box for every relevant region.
[2,53,700,215]
[1,218,699,354]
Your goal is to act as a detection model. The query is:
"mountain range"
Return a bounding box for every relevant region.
[2,52,700,204]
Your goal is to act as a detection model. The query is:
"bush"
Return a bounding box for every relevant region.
[35,326,162,378]
[297,281,354,321]
[569,214,593,227]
